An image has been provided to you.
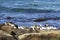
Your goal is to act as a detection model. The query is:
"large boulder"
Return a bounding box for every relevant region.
[1,25,14,33]
[0,36,16,40]
[0,30,16,40]
[0,30,18,40]
[0,30,12,36]
[18,33,58,40]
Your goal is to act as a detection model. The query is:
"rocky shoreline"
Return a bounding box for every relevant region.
[0,22,60,40]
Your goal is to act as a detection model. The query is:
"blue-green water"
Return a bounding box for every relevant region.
[0,0,60,28]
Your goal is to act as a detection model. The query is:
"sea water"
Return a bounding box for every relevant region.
[0,0,60,28]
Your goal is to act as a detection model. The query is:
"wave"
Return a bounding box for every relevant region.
[0,6,10,12]
[1,0,60,13]
[0,6,60,13]
[10,8,54,13]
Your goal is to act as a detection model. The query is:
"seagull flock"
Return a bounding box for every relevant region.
[4,22,58,31]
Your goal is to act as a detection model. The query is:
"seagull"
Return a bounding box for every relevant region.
[4,22,18,29]
[18,26,24,29]
[31,25,35,31]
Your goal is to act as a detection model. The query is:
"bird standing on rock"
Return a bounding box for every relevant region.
[4,22,18,29]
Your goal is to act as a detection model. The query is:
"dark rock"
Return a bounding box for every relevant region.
[11,31,18,40]
[33,18,48,22]
[6,16,12,19]
[11,31,16,35]
[33,17,60,22]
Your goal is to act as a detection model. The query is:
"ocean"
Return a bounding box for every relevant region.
[0,0,60,28]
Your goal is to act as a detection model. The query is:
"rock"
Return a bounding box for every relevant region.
[33,17,60,22]
[0,24,5,30]
[1,25,14,33]
[0,36,16,40]
[0,30,12,36]
[6,16,12,19]
[18,33,41,40]
[0,22,19,34]
[0,30,18,40]
[18,33,59,40]
[33,18,47,22]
